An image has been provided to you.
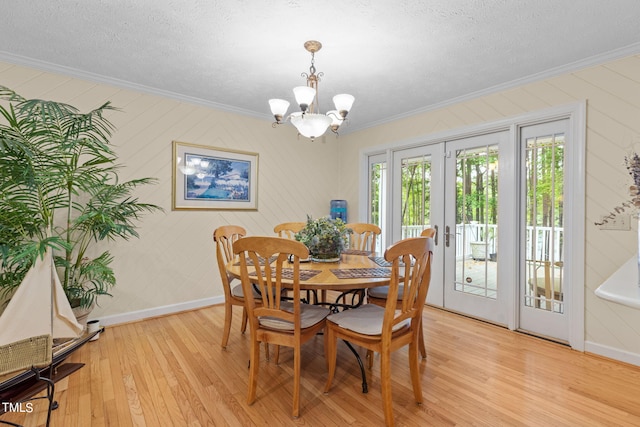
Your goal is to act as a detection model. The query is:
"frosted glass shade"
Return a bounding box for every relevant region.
[293,86,316,111]
[269,99,290,119]
[290,113,332,140]
[333,94,355,117]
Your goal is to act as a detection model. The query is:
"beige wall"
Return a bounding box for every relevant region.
[3,53,640,363]
[338,54,640,361]
[0,61,340,320]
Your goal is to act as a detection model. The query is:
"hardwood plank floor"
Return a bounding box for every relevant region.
[3,304,640,426]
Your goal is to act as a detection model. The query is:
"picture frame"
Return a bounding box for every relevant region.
[172,141,258,210]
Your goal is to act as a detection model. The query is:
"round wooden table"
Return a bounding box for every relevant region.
[225,250,392,393]
[225,251,391,292]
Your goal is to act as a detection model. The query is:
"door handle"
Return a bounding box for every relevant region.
[434,225,438,245]
[444,225,457,247]
[445,225,450,247]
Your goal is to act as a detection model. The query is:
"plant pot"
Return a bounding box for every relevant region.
[310,250,341,263]
[72,303,95,331]
[470,242,487,261]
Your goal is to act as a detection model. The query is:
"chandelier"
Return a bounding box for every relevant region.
[269,40,354,141]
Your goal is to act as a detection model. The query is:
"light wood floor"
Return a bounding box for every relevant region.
[3,304,640,426]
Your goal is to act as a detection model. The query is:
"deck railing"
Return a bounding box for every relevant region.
[402,224,563,261]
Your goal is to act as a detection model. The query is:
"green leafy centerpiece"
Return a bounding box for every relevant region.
[295,216,351,263]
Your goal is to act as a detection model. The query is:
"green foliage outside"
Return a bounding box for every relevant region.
[377,140,563,239]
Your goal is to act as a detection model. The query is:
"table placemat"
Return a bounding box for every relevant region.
[368,256,414,267]
[249,269,321,281]
[330,267,392,279]
[278,269,322,281]
[234,256,277,266]
[342,249,374,256]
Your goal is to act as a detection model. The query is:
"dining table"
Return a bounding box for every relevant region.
[225,248,394,393]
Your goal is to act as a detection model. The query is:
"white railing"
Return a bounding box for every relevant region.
[401,224,563,261]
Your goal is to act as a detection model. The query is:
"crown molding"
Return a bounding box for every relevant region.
[3,41,640,133]
[0,50,271,121]
[345,41,640,134]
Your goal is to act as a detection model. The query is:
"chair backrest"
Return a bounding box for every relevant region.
[382,236,434,336]
[233,236,309,330]
[213,225,247,297]
[345,223,381,252]
[420,227,436,238]
[274,222,306,240]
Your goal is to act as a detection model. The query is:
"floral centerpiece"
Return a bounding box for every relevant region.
[295,216,352,263]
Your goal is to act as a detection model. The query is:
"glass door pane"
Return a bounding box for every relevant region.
[400,154,432,239]
[392,144,444,307]
[454,145,499,299]
[524,133,565,312]
[368,156,387,253]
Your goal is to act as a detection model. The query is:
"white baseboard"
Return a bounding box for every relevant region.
[584,340,640,367]
[93,296,225,327]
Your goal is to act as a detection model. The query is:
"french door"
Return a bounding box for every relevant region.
[443,131,510,324]
[391,144,444,306]
[518,119,569,341]
[376,110,581,344]
[390,130,509,322]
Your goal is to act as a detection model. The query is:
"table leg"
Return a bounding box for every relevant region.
[342,340,368,393]
[329,289,368,393]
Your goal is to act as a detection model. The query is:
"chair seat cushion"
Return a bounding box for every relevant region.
[231,282,262,299]
[259,301,329,331]
[327,304,409,336]
[367,285,404,300]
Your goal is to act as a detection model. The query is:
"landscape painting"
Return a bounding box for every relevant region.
[172,141,258,210]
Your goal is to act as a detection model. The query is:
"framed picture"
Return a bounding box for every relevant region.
[172,141,258,210]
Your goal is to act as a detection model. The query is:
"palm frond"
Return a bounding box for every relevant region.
[0,87,161,308]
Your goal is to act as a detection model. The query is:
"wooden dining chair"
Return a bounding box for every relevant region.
[213,225,251,349]
[345,222,381,252]
[274,221,317,304]
[529,259,564,310]
[324,236,434,427]
[273,222,306,240]
[234,236,329,418]
[367,227,435,359]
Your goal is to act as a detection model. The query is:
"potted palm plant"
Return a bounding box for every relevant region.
[0,86,162,322]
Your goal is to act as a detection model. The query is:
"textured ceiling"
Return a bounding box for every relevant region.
[2,1,640,132]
